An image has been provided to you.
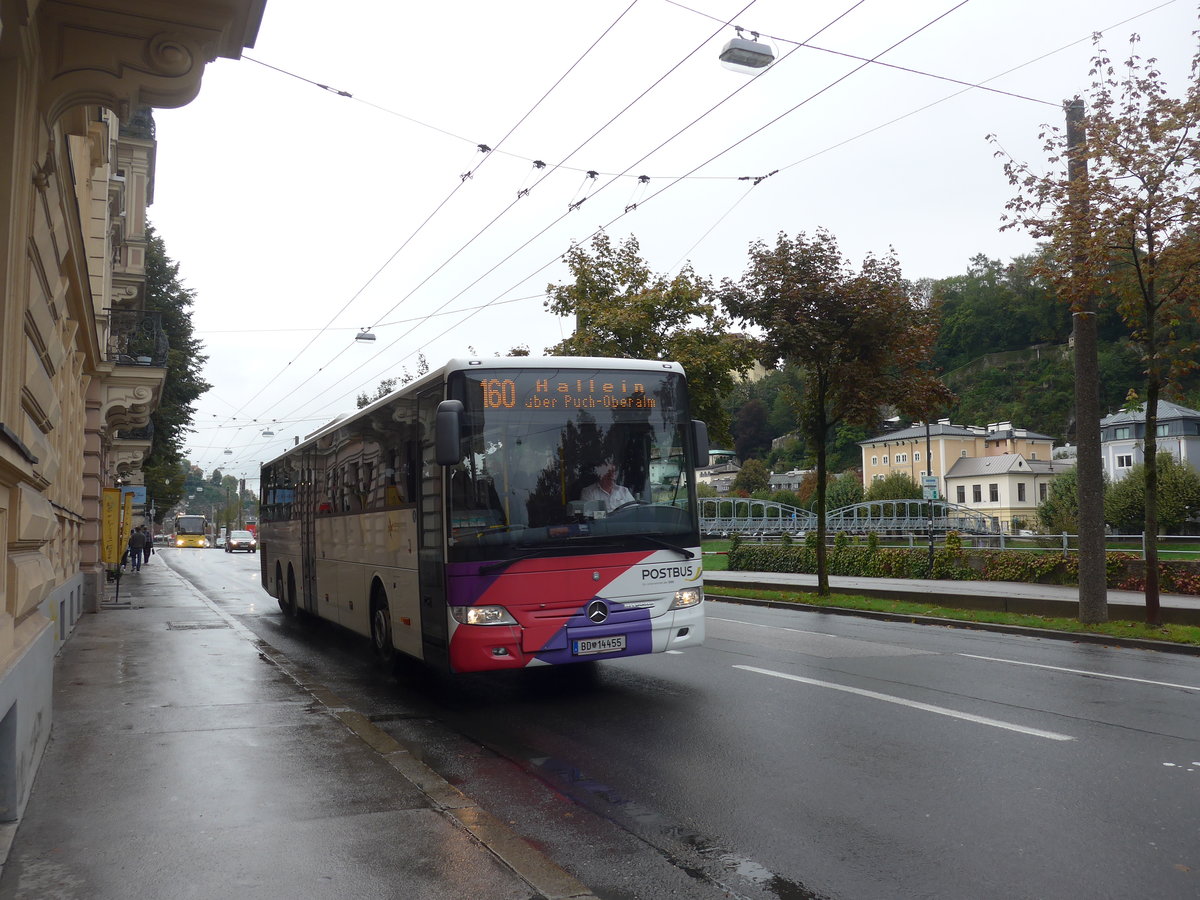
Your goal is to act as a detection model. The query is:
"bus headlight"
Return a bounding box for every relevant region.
[450,605,518,626]
[670,587,703,609]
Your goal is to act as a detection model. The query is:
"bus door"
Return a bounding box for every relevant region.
[416,386,449,670]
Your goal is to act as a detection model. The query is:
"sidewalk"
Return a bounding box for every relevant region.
[0,561,594,900]
[706,570,1200,632]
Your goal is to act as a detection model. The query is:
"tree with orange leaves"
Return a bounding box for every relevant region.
[995,32,1200,626]
[722,230,951,595]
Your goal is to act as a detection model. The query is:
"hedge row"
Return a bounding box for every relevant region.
[725,532,1200,595]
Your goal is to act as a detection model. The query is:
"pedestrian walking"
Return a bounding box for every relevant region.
[126,527,147,572]
[141,526,153,566]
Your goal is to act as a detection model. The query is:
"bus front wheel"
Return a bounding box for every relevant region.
[370,586,395,665]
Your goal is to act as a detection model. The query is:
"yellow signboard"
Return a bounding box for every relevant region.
[101,488,121,563]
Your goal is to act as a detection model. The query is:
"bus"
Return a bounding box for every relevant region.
[173,514,210,548]
[259,357,708,674]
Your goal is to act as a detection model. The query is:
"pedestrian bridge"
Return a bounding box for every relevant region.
[698,497,999,536]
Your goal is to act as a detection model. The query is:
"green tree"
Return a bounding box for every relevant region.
[140,226,210,524]
[722,229,951,594]
[544,233,757,443]
[997,33,1200,624]
[824,473,864,511]
[357,378,397,409]
[1037,469,1083,534]
[733,398,772,462]
[731,458,770,494]
[355,353,429,408]
[864,471,922,502]
[1105,455,1200,534]
[932,253,1068,373]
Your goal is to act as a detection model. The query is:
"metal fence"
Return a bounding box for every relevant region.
[708,530,1200,560]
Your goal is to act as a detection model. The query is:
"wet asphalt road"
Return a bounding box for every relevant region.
[161,548,1200,900]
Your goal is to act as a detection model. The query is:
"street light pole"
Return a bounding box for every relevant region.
[926,420,935,574]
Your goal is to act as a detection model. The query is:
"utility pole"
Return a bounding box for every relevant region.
[926,420,935,575]
[1066,98,1108,624]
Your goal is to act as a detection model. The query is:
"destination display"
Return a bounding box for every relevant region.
[477,373,660,410]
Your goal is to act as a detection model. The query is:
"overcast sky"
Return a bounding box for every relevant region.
[148,0,1196,485]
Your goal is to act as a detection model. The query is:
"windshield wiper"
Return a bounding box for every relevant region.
[632,534,694,559]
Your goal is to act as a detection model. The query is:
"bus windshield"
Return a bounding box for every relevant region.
[175,515,207,535]
[446,366,698,562]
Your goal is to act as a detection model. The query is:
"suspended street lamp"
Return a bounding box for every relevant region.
[719,28,774,73]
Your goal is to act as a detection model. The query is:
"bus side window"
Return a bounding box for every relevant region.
[382,448,408,508]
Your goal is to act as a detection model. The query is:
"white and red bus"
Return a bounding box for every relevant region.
[259,357,708,673]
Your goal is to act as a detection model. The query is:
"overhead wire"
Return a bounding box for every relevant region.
[245,54,747,182]
[348,0,760,335]
[270,1,935,422]
[263,0,765,424]
[193,293,542,334]
[665,0,1185,268]
[212,0,647,433]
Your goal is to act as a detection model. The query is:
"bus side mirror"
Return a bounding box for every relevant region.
[692,420,709,463]
[435,400,464,465]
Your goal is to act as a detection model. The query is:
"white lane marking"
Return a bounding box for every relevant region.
[959,654,1200,692]
[708,615,828,637]
[734,664,1075,741]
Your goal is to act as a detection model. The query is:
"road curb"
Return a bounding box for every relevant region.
[705,592,1200,657]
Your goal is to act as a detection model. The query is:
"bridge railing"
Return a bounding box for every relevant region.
[699,497,1000,536]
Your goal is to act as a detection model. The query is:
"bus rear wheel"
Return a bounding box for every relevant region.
[370,587,395,665]
[278,564,297,617]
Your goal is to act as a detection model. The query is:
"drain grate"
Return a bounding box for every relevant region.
[166,621,230,631]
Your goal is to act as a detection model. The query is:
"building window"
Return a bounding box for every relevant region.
[956,485,965,503]
[871,456,878,465]
[1030,453,1037,460]
[961,450,968,457]
[1157,424,1169,436]
[1114,426,1131,439]
[989,483,999,502]
[883,456,888,464]
[1117,454,1132,468]
[972,485,981,503]
[914,452,921,462]
[1017,483,1026,502]
[1039,483,1048,501]
[896,453,907,463]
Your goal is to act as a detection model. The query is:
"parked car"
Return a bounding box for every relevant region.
[214,534,226,549]
[225,530,257,553]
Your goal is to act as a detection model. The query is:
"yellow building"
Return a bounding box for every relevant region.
[0,0,264,825]
[859,419,1057,501]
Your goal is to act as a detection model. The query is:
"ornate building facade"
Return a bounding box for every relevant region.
[0,0,265,824]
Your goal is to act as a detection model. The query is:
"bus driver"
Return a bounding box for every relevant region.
[580,458,635,512]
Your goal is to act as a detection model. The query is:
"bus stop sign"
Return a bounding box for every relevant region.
[921,475,939,500]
